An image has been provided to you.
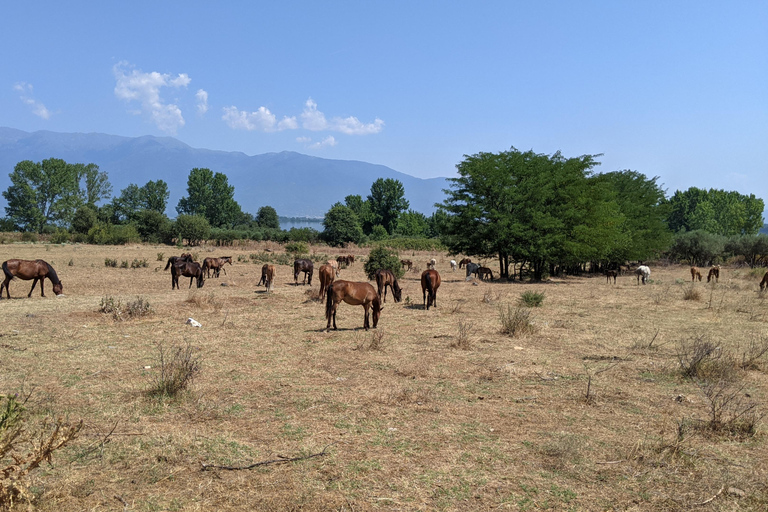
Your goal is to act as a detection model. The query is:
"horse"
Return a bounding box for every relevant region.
[347,254,355,264]
[421,269,441,310]
[202,256,232,278]
[427,258,437,269]
[465,262,480,279]
[476,266,494,281]
[1,259,63,298]
[257,264,275,292]
[400,259,413,271]
[318,264,336,300]
[760,271,768,291]
[707,265,720,283]
[458,258,472,269]
[605,269,618,284]
[325,280,382,331]
[636,265,651,285]
[326,259,340,277]
[690,267,702,282]
[170,260,204,289]
[164,253,193,270]
[375,269,402,303]
[293,258,314,285]
[450,260,457,272]
[336,255,349,267]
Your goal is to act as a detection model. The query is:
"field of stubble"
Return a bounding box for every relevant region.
[0,241,767,511]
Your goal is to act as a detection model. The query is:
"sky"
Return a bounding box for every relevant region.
[1,1,766,203]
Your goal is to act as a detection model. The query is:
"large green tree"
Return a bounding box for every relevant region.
[665,187,764,236]
[255,206,280,229]
[176,168,242,228]
[110,180,170,223]
[367,178,409,235]
[321,203,364,246]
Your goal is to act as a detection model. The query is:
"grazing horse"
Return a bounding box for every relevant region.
[458,258,472,269]
[400,259,413,271]
[375,269,402,303]
[1,259,63,298]
[465,262,480,279]
[690,267,702,282]
[318,264,336,300]
[450,260,457,272]
[257,264,275,292]
[707,265,720,283]
[605,269,618,284]
[476,266,494,281]
[336,255,349,267]
[325,280,382,331]
[636,265,651,285]
[202,256,232,278]
[421,269,441,310]
[170,260,204,289]
[760,271,768,292]
[427,258,437,269]
[293,258,314,285]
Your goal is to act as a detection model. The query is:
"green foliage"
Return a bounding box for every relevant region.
[131,209,173,243]
[667,230,726,266]
[519,291,545,307]
[367,178,409,235]
[322,203,364,246]
[725,235,768,268]
[286,227,321,243]
[369,224,389,241]
[395,209,429,237]
[666,187,764,236]
[369,237,445,251]
[285,241,309,255]
[87,223,140,245]
[71,205,98,234]
[364,246,404,280]
[174,214,211,246]
[176,168,242,228]
[104,258,117,267]
[255,206,280,229]
[50,228,70,244]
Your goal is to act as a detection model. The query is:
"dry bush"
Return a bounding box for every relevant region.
[146,342,201,398]
[738,335,768,370]
[186,292,222,310]
[694,378,763,438]
[104,258,117,268]
[682,285,702,301]
[449,320,473,350]
[499,305,536,337]
[99,296,154,320]
[676,334,723,379]
[358,330,386,351]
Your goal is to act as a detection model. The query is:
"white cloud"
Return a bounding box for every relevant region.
[300,97,383,134]
[309,136,337,149]
[333,115,385,135]
[222,105,297,132]
[14,82,51,120]
[301,98,328,131]
[113,61,191,134]
[196,89,209,115]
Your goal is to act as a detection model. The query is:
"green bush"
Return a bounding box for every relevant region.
[50,229,70,244]
[174,214,211,246]
[364,246,404,280]
[20,232,38,243]
[87,223,140,245]
[519,291,545,307]
[285,241,309,255]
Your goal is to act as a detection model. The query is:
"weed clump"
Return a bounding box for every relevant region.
[99,296,154,320]
[499,305,537,337]
[519,290,545,307]
[146,342,201,398]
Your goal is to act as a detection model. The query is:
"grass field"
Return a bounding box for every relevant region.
[0,241,766,511]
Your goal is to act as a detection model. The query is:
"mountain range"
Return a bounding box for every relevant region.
[0,127,451,219]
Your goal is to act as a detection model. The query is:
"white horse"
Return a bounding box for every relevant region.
[450,260,457,272]
[635,265,651,285]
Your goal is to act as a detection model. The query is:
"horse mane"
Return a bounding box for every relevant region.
[46,262,61,285]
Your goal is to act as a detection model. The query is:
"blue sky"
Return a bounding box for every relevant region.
[2,1,766,202]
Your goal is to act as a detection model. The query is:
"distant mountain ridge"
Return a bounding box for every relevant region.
[0,127,451,218]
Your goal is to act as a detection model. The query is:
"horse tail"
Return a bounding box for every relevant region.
[425,271,433,294]
[2,261,14,281]
[45,262,61,285]
[164,257,174,271]
[325,281,335,320]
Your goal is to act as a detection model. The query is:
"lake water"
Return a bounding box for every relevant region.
[279,218,324,231]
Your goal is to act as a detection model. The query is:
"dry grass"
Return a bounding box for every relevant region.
[0,241,766,510]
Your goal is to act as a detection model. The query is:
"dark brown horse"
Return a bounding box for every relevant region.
[294,258,314,285]
[165,257,204,289]
[202,256,232,278]
[375,269,402,303]
[707,265,720,283]
[257,264,275,292]
[605,269,618,284]
[760,271,768,292]
[476,266,494,281]
[458,258,472,269]
[1,259,63,298]
[325,280,382,331]
[400,259,413,271]
[318,264,335,300]
[421,269,441,310]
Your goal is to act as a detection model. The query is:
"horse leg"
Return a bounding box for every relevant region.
[1,278,9,299]
[363,304,370,330]
[28,278,39,298]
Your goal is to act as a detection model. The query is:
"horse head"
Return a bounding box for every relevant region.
[53,282,63,296]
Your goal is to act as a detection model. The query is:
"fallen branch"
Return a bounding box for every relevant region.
[694,485,724,506]
[201,443,336,471]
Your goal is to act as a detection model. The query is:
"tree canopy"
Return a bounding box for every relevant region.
[665,187,764,236]
[367,178,409,235]
[176,168,242,228]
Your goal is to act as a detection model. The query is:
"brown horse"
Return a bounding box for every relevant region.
[476,266,494,281]
[375,269,402,303]
[690,267,702,282]
[605,269,618,284]
[400,259,413,271]
[760,271,768,291]
[318,264,336,300]
[294,258,314,285]
[421,269,441,310]
[325,280,382,331]
[202,256,232,278]
[257,264,275,292]
[707,265,720,283]
[167,260,204,289]
[1,259,63,298]
[458,258,472,269]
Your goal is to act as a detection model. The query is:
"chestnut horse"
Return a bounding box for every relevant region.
[476,266,494,281]
[318,264,336,300]
[257,264,275,292]
[325,280,382,331]
[400,259,413,271]
[375,269,402,303]
[293,258,314,285]
[421,269,441,310]
[707,265,720,283]
[690,267,702,282]
[202,256,232,278]
[458,258,472,268]
[1,259,63,298]
[760,271,768,292]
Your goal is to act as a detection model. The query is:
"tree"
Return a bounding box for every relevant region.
[255,206,280,230]
[79,163,112,206]
[111,180,171,223]
[367,179,409,235]
[665,187,764,236]
[395,209,429,237]
[176,168,242,228]
[174,214,211,246]
[667,230,726,266]
[321,203,364,247]
[364,246,404,280]
[344,194,374,234]
[141,180,170,213]
[71,205,98,234]
[3,159,84,232]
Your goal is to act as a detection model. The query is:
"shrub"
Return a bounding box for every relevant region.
[499,305,537,337]
[146,342,201,398]
[285,241,309,255]
[87,223,140,245]
[50,229,70,244]
[682,285,702,301]
[364,246,403,280]
[99,296,154,320]
[20,232,37,243]
[104,258,117,268]
[519,290,545,307]
[131,258,148,269]
[174,214,210,246]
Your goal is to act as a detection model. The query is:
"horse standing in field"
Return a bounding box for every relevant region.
[450,260,457,272]
[458,258,472,269]
[636,265,651,285]
[605,269,618,284]
[168,260,204,289]
[293,259,314,285]
[760,271,768,292]
[427,258,437,270]
[707,265,720,283]
[421,269,441,310]
[375,269,402,303]
[318,264,336,300]
[325,280,382,331]
[476,266,494,280]
[690,267,702,282]
[400,259,413,271]
[326,259,340,277]
[202,256,232,278]
[465,262,480,279]
[1,259,63,298]
[257,264,275,292]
